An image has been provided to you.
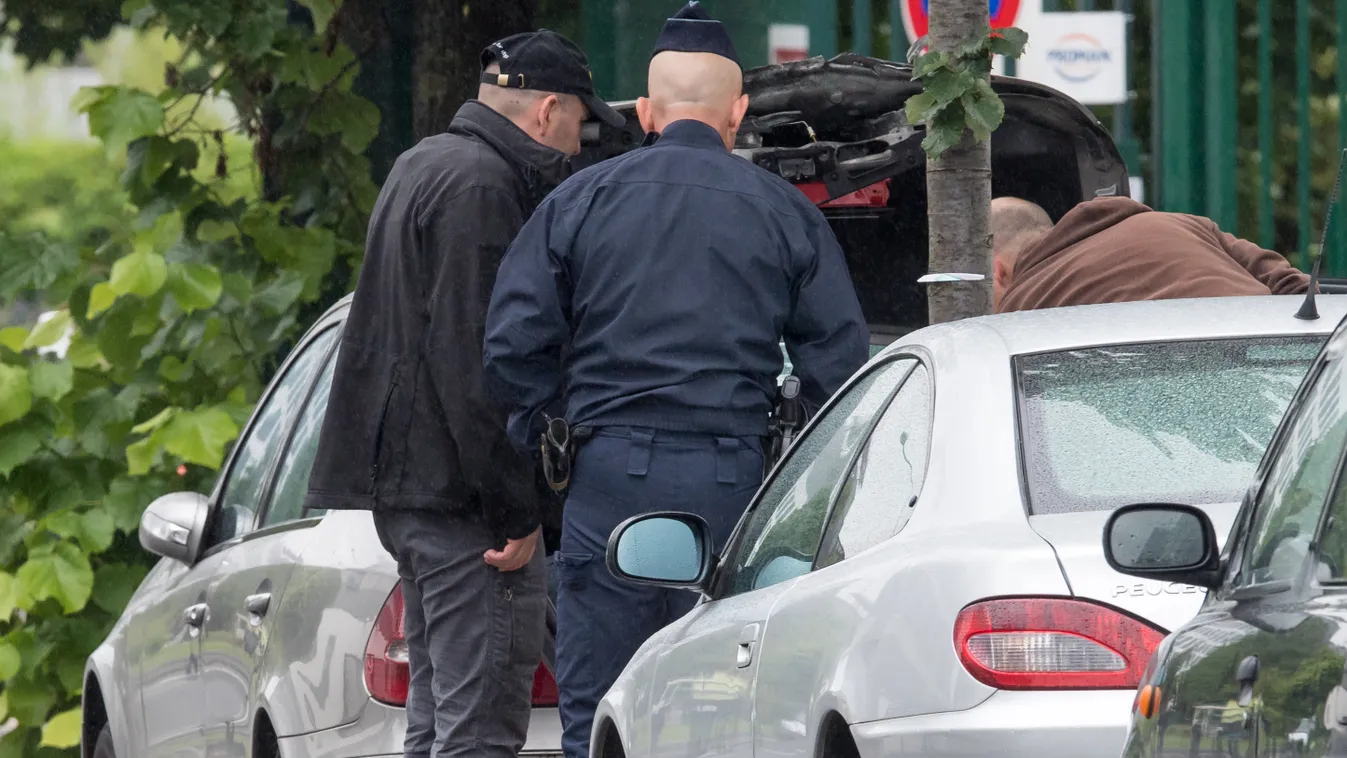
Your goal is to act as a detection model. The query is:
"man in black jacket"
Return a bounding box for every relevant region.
[304,30,623,758]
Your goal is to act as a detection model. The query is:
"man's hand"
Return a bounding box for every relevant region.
[484,527,540,571]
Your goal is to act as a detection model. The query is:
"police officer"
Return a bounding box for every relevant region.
[482,4,868,758]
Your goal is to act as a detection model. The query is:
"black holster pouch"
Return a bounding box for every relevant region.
[765,375,806,476]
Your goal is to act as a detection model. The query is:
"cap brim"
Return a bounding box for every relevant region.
[581,93,626,127]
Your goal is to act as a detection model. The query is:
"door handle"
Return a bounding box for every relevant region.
[183,603,208,630]
[736,623,761,669]
[245,593,272,618]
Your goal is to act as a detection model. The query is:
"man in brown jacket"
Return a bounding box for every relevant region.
[991,196,1311,313]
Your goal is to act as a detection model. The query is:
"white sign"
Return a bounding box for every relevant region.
[768,24,809,65]
[1130,176,1145,204]
[1016,11,1127,105]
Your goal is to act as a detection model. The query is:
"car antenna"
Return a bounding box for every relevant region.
[1296,147,1347,320]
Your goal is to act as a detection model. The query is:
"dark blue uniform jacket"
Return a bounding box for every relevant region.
[484,119,870,450]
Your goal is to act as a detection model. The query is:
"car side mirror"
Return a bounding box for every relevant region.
[606,512,715,590]
[1103,503,1223,590]
[139,492,210,565]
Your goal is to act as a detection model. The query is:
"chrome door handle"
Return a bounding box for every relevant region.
[736,623,761,669]
[245,593,272,617]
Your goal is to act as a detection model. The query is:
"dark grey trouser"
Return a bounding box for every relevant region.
[374,510,546,758]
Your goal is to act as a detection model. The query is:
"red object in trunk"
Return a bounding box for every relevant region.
[796,179,891,208]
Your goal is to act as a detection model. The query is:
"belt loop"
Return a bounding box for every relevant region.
[628,428,654,477]
[716,437,738,485]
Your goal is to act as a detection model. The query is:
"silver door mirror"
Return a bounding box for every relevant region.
[139,492,210,564]
[606,512,714,590]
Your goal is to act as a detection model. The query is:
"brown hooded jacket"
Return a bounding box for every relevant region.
[997,197,1310,313]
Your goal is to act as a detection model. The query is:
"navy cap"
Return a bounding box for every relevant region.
[480,30,625,127]
[651,1,740,67]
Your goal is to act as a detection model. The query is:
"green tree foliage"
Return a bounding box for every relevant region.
[0,0,377,752]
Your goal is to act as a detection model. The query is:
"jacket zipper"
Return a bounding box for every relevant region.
[369,378,398,492]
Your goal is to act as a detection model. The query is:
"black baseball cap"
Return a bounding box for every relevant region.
[480,30,625,128]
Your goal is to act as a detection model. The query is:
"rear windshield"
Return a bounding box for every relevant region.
[1016,337,1323,515]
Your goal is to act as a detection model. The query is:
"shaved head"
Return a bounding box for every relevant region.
[637,51,750,151]
[990,197,1053,311]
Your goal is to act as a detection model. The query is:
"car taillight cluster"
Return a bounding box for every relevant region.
[364,583,561,708]
[953,597,1166,690]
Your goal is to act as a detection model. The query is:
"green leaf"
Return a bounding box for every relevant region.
[168,263,223,313]
[87,282,118,319]
[911,51,948,80]
[6,677,54,726]
[22,311,69,350]
[109,251,168,298]
[309,91,381,153]
[253,273,305,316]
[196,219,239,243]
[28,360,73,403]
[0,572,19,621]
[904,92,938,125]
[66,335,105,370]
[989,27,1030,59]
[0,642,18,681]
[125,431,160,476]
[160,407,239,469]
[159,356,189,382]
[106,477,153,533]
[39,708,81,749]
[297,0,340,32]
[0,426,41,478]
[16,542,94,614]
[93,563,148,614]
[131,407,175,435]
[0,691,7,722]
[80,510,116,553]
[0,328,27,352]
[962,81,1006,143]
[921,104,968,161]
[0,365,33,428]
[79,87,165,152]
[926,70,976,108]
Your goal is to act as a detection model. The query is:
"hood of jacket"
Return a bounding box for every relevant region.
[1014,196,1154,279]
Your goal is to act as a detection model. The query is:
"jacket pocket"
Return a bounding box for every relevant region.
[369,373,400,493]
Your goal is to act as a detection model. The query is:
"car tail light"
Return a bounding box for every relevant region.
[365,584,410,705]
[364,583,562,709]
[953,597,1165,690]
[532,661,560,707]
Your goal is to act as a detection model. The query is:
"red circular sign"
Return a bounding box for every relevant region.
[901,0,1023,46]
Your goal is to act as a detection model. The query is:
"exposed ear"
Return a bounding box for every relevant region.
[728,93,749,135]
[636,97,655,134]
[993,253,1012,289]
[536,94,560,135]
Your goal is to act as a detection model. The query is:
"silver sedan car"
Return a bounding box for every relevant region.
[594,295,1345,758]
[80,295,563,758]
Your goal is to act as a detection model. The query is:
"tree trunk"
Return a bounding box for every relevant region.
[413,0,537,140]
[925,0,993,324]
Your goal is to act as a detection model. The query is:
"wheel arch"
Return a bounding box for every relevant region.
[816,711,861,758]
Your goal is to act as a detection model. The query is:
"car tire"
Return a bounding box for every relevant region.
[92,723,115,758]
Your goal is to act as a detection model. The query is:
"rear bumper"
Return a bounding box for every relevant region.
[850,690,1133,758]
[276,698,562,757]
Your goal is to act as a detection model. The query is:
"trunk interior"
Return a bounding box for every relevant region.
[576,54,1130,339]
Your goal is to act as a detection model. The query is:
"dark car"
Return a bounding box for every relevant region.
[1103,303,1347,758]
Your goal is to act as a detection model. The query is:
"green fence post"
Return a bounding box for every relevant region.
[888,0,908,61]
[1336,0,1347,273]
[1297,0,1312,266]
[1155,0,1206,215]
[1258,0,1275,250]
[852,0,873,55]
[581,0,618,98]
[1204,0,1238,233]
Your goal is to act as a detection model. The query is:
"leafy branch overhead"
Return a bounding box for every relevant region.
[0,0,378,753]
[904,26,1029,160]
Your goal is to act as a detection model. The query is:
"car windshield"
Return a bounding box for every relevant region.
[1016,336,1324,515]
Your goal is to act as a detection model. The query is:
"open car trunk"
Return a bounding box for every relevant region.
[575,54,1130,339]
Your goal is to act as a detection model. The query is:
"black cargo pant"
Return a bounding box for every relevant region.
[374,509,546,758]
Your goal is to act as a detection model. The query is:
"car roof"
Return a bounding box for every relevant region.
[891,295,1347,358]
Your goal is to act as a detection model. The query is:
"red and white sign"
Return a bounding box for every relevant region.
[769,23,810,65]
[900,0,1031,44]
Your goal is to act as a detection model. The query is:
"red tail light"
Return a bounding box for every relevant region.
[365,584,410,705]
[364,583,561,708]
[953,597,1165,690]
[532,661,560,707]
